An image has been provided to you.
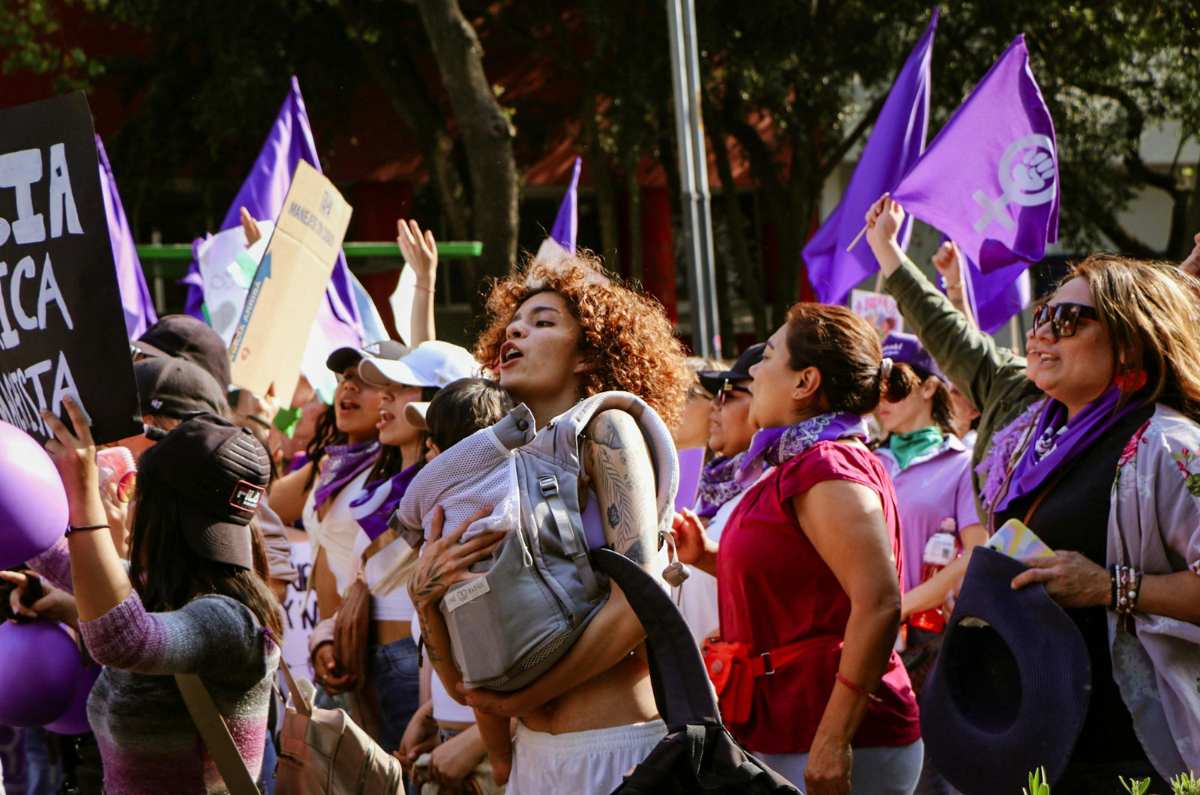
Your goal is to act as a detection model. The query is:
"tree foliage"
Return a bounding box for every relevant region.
[3,0,1199,333]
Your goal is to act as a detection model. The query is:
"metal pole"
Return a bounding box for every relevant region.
[667,0,721,357]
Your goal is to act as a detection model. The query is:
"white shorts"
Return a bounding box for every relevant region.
[507,719,667,795]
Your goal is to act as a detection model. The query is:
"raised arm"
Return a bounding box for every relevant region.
[40,399,132,622]
[866,196,1028,415]
[398,219,438,346]
[463,409,661,716]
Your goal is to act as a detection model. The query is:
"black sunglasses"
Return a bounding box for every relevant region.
[715,383,751,406]
[1031,302,1098,341]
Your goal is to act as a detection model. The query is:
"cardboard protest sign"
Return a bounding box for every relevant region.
[850,289,905,338]
[0,93,140,444]
[229,161,352,399]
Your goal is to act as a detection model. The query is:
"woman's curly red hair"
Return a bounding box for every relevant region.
[474,252,690,429]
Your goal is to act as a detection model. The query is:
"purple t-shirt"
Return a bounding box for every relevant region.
[876,435,981,593]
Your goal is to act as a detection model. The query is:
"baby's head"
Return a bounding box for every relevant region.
[407,377,513,461]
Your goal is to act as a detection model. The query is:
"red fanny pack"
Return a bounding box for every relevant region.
[702,635,843,725]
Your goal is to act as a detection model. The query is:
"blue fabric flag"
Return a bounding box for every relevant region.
[804,10,937,304]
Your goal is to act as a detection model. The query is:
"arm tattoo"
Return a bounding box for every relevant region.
[584,412,657,566]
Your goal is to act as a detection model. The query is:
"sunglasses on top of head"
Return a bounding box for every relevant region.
[1031,302,1099,341]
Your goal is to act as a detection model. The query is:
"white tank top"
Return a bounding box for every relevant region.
[303,468,417,622]
[302,468,370,594]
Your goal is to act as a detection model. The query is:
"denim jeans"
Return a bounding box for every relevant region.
[369,637,420,754]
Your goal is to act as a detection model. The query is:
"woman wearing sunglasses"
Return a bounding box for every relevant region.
[867,195,1200,791]
[674,344,765,646]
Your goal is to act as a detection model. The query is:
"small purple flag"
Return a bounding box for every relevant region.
[550,157,581,253]
[892,35,1059,274]
[96,135,157,339]
[961,254,1032,334]
[183,76,363,339]
[804,10,936,304]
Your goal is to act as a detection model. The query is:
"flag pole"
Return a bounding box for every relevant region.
[667,0,721,357]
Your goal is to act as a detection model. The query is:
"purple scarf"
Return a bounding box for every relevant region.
[350,462,422,541]
[695,412,868,517]
[991,386,1143,516]
[313,440,380,511]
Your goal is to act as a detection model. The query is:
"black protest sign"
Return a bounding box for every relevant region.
[0,93,140,444]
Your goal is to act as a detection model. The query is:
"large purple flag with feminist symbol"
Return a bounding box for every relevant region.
[892,35,1059,274]
[550,157,581,253]
[96,136,157,339]
[182,76,363,338]
[804,10,936,304]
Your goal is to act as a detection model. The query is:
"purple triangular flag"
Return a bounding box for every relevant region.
[892,35,1059,274]
[550,157,581,253]
[96,135,157,339]
[804,10,936,304]
[183,76,363,340]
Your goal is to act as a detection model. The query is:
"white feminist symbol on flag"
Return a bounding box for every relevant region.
[972,134,1056,233]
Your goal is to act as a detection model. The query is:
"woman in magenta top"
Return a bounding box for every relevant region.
[676,303,922,795]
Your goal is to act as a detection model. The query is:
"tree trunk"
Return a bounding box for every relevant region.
[415,0,519,293]
[360,46,471,240]
[708,115,766,341]
[580,94,620,270]
[624,155,644,284]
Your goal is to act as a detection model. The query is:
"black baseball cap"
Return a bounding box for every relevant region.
[134,315,232,390]
[137,414,270,570]
[134,357,227,420]
[698,343,766,396]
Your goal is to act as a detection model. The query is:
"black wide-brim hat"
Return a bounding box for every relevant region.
[920,547,1091,794]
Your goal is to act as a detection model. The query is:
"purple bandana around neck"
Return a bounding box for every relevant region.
[313,440,380,511]
[695,412,868,516]
[992,386,1141,515]
[350,461,422,540]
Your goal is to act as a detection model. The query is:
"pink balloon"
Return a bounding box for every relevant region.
[0,420,68,569]
[0,621,85,726]
[45,664,101,735]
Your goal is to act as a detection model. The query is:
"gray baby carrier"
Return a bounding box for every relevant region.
[402,391,679,691]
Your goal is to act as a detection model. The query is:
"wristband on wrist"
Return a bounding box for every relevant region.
[66,524,110,536]
[414,282,435,294]
[834,671,882,703]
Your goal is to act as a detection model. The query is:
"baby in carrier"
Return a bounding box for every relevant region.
[398,377,519,781]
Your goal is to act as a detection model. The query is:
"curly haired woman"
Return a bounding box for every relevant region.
[407,253,690,794]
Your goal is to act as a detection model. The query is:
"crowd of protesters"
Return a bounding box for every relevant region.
[1,199,1200,795]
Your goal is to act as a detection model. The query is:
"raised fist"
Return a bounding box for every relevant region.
[1012,149,1054,194]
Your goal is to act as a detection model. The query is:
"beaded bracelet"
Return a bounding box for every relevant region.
[1109,564,1142,616]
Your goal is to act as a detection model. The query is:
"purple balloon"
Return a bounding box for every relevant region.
[0,420,68,569]
[0,621,85,726]
[45,664,101,735]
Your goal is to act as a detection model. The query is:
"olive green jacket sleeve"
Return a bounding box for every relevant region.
[882,254,1042,507]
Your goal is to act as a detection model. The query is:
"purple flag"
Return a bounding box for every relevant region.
[183,76,363,339]
[892,35,1059,274]
[804,10,936,304]
[96,135,157,339]
[961,254,1032,334]
[550,157,581,253]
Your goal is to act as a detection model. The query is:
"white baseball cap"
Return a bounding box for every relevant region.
[359,340,481,389]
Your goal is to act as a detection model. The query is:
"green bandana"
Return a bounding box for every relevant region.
[887,426,944,470]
